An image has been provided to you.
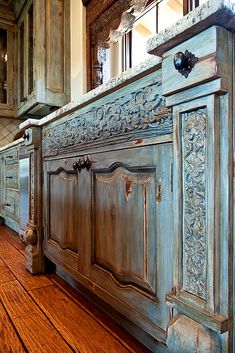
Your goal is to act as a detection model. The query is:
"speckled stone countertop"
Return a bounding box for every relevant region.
[147,0,235,56]
[0,138,24,152]
[19,56,161,130]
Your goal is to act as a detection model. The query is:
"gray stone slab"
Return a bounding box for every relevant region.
[147,0,235,56]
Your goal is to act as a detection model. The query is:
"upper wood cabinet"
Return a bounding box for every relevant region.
[0,22,15,117]
[16,0,70,117]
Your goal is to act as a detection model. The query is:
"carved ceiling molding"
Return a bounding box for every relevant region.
[90,0,148,48]
[108,0,148,44]
[90,0,130,48]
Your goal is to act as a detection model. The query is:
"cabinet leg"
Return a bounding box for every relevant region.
[166,315,221,353]
[23,228,45,274]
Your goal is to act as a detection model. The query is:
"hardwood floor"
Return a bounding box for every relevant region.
[0,225,152,353]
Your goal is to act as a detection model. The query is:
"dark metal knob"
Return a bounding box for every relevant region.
[80,158,86,169]
[84,156,92,171]
[73,157,93,172]
[173,50,198,78]
[23,132,30,140]
[73,161,79,171]
[173,52,187,70]
[73,160,82,172]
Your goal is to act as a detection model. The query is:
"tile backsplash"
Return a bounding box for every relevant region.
[0,118,21,147]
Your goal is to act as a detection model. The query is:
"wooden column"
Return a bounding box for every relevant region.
[22,126,44,274]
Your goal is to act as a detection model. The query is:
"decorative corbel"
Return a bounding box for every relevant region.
[89,0,148,89]
[108,0,148,44]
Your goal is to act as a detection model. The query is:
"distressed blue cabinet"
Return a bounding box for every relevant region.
[21,1,235,351]
[43,142,173,341]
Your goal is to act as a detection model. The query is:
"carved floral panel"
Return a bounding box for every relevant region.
[182,108,207,300]
[42,79,172,156]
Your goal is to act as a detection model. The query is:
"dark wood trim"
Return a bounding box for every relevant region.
[122,31,132,71]
[183,0,189,15]
[82,0,92,7]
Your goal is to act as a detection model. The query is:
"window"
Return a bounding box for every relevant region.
[185,0,208,13]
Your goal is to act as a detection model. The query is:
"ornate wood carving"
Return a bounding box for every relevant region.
[90,1,131,48]
[42,80,172,156]
[89,0,148,89]
[182,108,207,299]
[108,0,148,44]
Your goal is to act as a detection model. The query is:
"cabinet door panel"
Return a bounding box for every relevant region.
[49,170,78,251]
[93,166,156,295]
[5,164,19,189]
[44,159,87,273]
[3,189,19,221]
[86,143,173,336]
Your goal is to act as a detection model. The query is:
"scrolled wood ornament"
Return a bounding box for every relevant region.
[23,228,38,246]
[108,0,148,44]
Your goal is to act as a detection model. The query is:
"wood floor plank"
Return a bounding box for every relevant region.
[0,257,15,283]
[0,236,52,291]
[49,273,152,353]
[0,301,26,353]
[0,281,73,353]
[30,284,131,353]
[14,314,73,353]
[0,226,152,352]
[0,225,26,254]
[0,281,45,320]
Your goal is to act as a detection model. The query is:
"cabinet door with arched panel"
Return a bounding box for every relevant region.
[84,143,173,341]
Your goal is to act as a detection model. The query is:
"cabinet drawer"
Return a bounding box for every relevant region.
[5,164,19,189]
[3,190,19,221]
[162,26,232,96]
[5,149,19,165]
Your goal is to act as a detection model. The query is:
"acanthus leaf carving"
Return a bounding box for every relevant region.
[42,80,172,157]
[182,109,207,300]
[108,0,148,44]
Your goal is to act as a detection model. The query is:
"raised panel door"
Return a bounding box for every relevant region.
[44,158,88,274]
[85,143,174,339]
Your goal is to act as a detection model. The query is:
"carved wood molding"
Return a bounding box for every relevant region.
[182,108,207,300]
[42,79,172,157]
[88,0,149,89]
[90,0,148,47]
[89,0,130,48]
[108,0,148,44]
